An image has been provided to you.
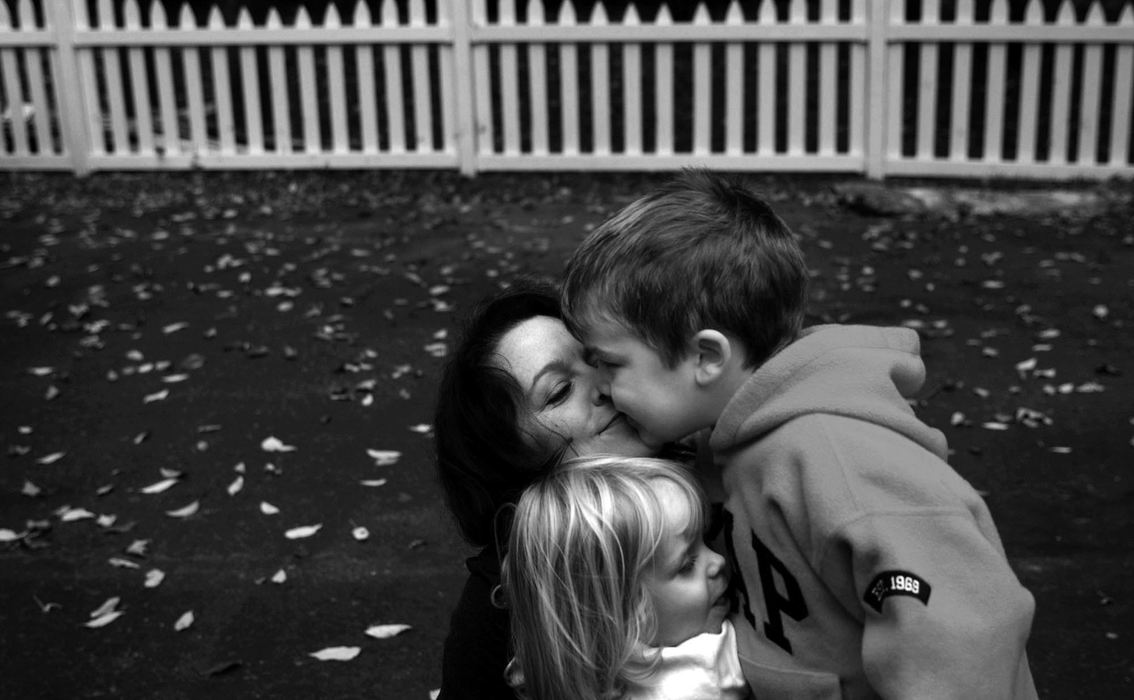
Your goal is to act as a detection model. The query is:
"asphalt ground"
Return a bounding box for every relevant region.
[1,170,1131,699]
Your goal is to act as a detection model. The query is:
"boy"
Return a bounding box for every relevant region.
[561,170,1037,699]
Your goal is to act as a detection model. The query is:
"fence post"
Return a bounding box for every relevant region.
[864,0,889,179]
[47,0,91,175]
[449,0,477,175]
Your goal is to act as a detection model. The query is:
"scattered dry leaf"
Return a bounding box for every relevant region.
[166,501,200,518]
[309,646,360,661]
[365,624,411,639]
[285,524,321,539]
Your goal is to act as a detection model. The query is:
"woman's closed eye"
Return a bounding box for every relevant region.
[545,381,572,407]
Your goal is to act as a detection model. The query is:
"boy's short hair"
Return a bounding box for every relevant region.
[562,169,809,368]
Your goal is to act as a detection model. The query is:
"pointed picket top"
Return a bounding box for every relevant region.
[265,7,282,29]
[1021,0,1042,25]
[556,0,576,27]
[499,0,516,26]
[18,0,37,28]
[206,4,224,29]
[408,0,426,26]
[324,2,342,29]
[589,0,609,25]
[526,0,545,27]
[352,0,372,26]
[655,3,672,25]
[380,0,400,26]
[757,0,776,24]
[923,0,940,23]
[789,0,806,23]
[1083,1,1104,26]
[97,0,114,28]
[71,0,91,30]
[623,2,641,26]
[1054,0,1074,25]
[178,2,196,29]
[849,0,865,23]
[1119,2,1134,27]
[236,6,253,29]
[818,0,839,24]
[691,2,710,26]
[294,4,312,29]
[150,0,168,30]
[124,0,141,29]
[955,0,973,24]
[988,0,1007,25]
[724,0,743,26]
[0,1,10,31]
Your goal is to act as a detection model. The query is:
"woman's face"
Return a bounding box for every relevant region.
[493,315,660,459]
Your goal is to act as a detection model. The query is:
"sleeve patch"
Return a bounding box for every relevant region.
[863,570,932,613]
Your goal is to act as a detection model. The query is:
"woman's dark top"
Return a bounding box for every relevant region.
[438,544,517,700]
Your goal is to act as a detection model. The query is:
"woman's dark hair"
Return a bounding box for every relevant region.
[433,277,568,547]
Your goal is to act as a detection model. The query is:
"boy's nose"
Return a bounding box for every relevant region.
[591,377,612,405]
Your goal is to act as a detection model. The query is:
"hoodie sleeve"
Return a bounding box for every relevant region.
[810,419,1037,699]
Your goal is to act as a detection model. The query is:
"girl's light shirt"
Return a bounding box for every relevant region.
[629,620,748,700]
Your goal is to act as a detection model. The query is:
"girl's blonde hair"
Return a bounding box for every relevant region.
[502,456,708,700]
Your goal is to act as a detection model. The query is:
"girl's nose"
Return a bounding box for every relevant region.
[706,550,726,578]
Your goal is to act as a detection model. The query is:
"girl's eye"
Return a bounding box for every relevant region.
[678,556,697,575]
[546,382,571,406]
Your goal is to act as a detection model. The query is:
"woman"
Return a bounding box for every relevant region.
[434,277,660,699]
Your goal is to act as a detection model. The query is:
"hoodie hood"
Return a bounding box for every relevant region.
[710,324,947,459]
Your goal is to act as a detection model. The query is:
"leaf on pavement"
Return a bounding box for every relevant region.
[0,528,24,542]
[90,597,120,618]
[285,524,321,539]
[174,610,194,631]
[261,436,297,453]
[309,646,360,662]
[85,610,124,628]
[36,451,66,465]
[140,477,179,494]
[352,526,369,541]
[365,624,411,639]
[359,479,388,487]
[165,500,200,518]
[59,507,96,522]
[260,501,279,515]
[366,449,401,466]
[144,569,165,588]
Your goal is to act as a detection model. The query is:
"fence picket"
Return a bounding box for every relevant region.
[1110,6,1133,165]
[654,4,673,156]
[692,3,711,155]
[409,0,431,151]
[787,0,806,155]
[982,0,1007,162]
[917,0,940,159]
[723,2,743,156]
[757,0,775,154]
[150,1,179,156]
[499,0,520,155]
[949,0,973,161]
[325,3,348,154]
[1017,0,1043,163]
[2,0,1130,178]
[622,4,643,155]
[266,9,291,154]
[237,8,264,155]
[123,0,154,155]
[1048,1,1075,164]
[817,0,838,156]
[557,1,579,155]
[1077,3,1104,164]
[590,3,611,155]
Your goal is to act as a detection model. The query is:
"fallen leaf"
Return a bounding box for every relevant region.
[352,526,370,541]
[174,610,194,631]
[365,623,411,639]
[140,477,179,494]
[125,539,149,556]
[144,569,165,588]
[359,479,388,487]
[285,524,322,539]
[85,610,124,628]
[0,528,23,542]
[59,507,96,522]
[261,436,296,453]
[366,449,401,466]
[271,568,287,584]
[109,557,140,569]
[260,501,279,515]
[227,475,244,496]
[21,480,42,497]
[309,646,360,661]
[90,597,121,618]
[408,424,431,434]
[36,451,66,465]
[143,389,169,403]
[166,501,200,518]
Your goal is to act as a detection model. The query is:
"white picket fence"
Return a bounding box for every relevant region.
[1,0,1132,179]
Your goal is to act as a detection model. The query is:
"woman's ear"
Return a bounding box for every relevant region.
[689,330,731,387]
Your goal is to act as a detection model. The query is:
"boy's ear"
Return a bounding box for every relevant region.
[689,330,731,387]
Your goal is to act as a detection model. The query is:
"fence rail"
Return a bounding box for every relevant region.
[1,0,1132,179]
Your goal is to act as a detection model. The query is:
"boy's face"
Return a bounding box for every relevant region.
[581,317,706,446]
[643,479,731,646]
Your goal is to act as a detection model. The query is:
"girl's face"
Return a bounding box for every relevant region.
[494,315,660,459]
[643,480,731,647]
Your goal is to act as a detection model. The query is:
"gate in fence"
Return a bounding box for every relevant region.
[1,0,1132,178]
